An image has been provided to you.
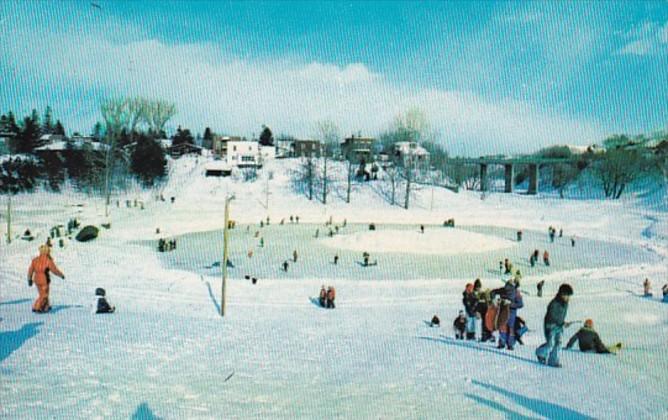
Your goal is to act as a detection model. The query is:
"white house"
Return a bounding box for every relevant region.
[226,141,261,168]
[393,141,430,161]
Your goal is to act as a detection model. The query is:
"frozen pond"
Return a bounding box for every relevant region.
[153,223,660,281]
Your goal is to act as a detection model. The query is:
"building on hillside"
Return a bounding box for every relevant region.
[226,140,261,168]
[34,137,109,161]
[393,141,430,169]
[276,138,295,158]
[341,134,375,163]
[259,145,276,164]
[168,142,203,158]
[204,160,232,177]
[293,139,322,158]
[212,135,244,157]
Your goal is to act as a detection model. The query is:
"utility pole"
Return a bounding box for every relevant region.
[6,194,11,244]
[221,194,234,316]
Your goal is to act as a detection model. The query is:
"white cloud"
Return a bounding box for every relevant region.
[617,20,668,56]
[1,30,604,156]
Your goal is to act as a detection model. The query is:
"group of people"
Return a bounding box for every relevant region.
[27,244,114,314]
[528,249,550,267]
[450,277,526,349]
[157,238,177,252]
[318,285,336,309]
[447,278,621,367]
[643,278,668,303]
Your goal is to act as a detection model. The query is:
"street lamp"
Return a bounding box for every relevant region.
[221,193,235,316]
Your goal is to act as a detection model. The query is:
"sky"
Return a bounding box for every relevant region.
[0,1,667,156]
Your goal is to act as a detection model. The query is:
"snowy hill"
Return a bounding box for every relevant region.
[1,155,667,418]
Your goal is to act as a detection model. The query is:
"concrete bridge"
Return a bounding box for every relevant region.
[449,156,573,195]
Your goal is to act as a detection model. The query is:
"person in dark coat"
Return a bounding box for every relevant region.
[453,311,466,340]
[663,284,668,303]
[536,284,574,367]
[462,283,478,340]
[565,319,616,354]
[326,286,336,309]
[95,288,115,314]
[537,280,545,298]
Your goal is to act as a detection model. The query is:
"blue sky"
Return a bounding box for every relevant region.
[1,1,666,156]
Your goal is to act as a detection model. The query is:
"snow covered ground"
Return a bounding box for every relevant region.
[1,156,667,419]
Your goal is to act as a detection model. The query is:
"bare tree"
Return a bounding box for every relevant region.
[146,100,176,135]
[315,120,340,204]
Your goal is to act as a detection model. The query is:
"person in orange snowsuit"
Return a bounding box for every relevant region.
[27,245,65,313]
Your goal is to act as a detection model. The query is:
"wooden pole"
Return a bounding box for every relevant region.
[6,194,11,244]
[221,195,231,316]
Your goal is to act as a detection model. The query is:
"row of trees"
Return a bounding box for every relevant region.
[0,107,66,154]
[291,109,443,209]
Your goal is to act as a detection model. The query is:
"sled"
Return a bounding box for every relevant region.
[608,342,623,354]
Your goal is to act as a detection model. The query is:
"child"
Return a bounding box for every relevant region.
[453,311,466,339]
[643,278,652,297]
[326,286,336,309]
[318,285,327,307]
[565,319,621,354]
[95,288,115,314]
[514,316,528,345]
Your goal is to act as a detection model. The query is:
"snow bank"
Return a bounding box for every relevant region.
[320,228,517,255]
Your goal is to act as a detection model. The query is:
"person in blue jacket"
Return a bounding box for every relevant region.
[492,278,524,350]
[536,284,574,367]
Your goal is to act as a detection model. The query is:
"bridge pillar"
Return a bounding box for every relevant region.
[504,164,514,193]
[480,164,488,191]
[528,164,539,195]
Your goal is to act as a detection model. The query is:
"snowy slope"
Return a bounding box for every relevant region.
[1,156,667,419]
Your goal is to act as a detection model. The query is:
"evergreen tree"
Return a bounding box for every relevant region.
[54,120,65,136]
[92,121,104,141]
[131,134,167,185]
[42,105,54,134]
[172,126,194,146]
[40,152,65,191]
[6,111,19,134]
[0,157,40,193]
[0,114,7,132]
[15,116,41,154]
[259,125,274,146]
[203,127,213,148]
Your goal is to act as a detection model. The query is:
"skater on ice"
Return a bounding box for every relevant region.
[282,260,289,272]
[536,283,574,367]
[537,280,545,298]
[94,288,115,314]
[27,245,65,313]
[543,250,550,266]
[429,315,440,327]
[565,319,621,354]
[662,283,668,303]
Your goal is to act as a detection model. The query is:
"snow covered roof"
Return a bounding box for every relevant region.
[394,142,430,157]
[35,140,109,152]
[205,161,232,171]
